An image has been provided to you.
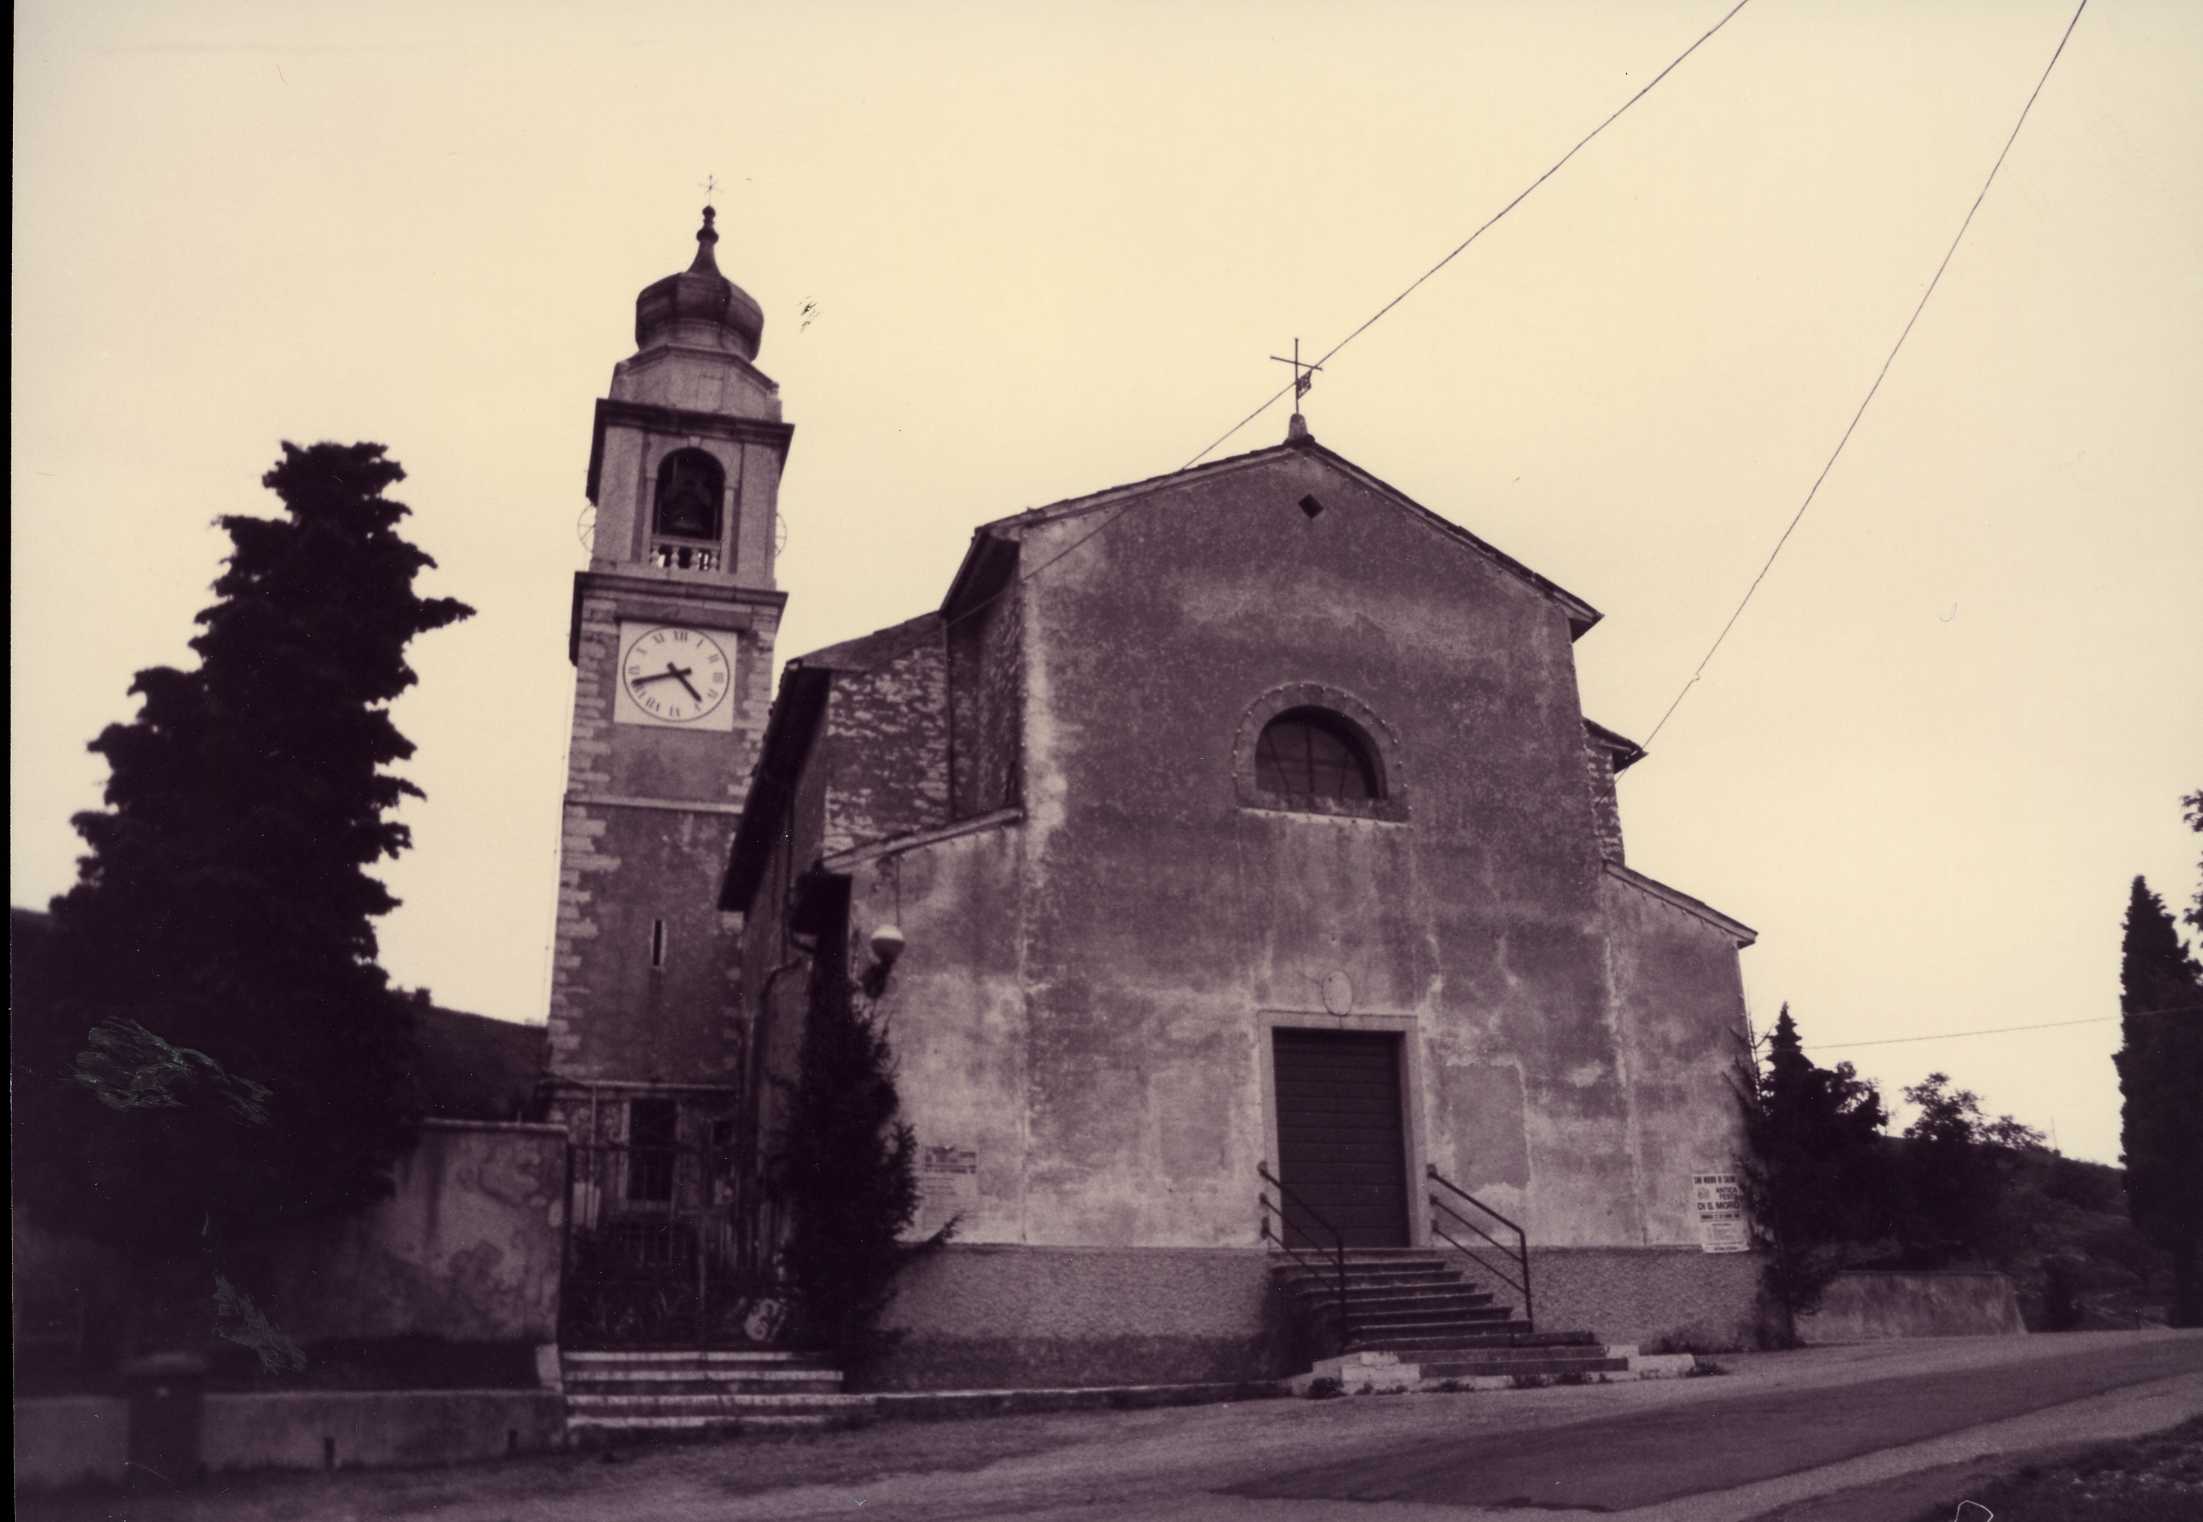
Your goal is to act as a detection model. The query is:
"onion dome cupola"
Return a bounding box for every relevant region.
[633,206,766,360]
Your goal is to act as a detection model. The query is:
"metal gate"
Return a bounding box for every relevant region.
[560,1137,781,1347]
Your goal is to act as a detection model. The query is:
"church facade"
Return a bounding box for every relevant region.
[548,212,1765,1384]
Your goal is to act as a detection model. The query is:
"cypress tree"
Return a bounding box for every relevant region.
[1736,1005,1888,1335]
[772,970,952,1372]
[2113,875,2203,1325]
[15,442,471,1257]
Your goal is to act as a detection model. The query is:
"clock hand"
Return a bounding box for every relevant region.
[673,669,704,703]
[632,664,695,687]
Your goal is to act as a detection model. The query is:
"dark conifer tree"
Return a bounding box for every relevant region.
[2113,875,2203,1325]
[1897,1072,2043,1266]
[1736,1004,1889,1335]
[772,969,951,1371]
[16,442,471,1256]
[2183,790,2203,936]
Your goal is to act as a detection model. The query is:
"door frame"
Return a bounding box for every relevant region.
[1256,1009,1429,1249]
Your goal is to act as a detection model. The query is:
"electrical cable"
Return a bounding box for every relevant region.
[1642,0,2091,745]
[944,0,1759,631]
[1800,1000,2201,1053]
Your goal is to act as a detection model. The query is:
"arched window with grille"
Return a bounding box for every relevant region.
[650,448,725,571]
[1254,708,1383,802]
[1233,686,1407,821]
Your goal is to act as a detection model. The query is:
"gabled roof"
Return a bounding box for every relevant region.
[941,434,1603,638]
[1604,861,1757,948]
[729,433,1617,914]
[795,610,941,672]
[1584,719,1648,773]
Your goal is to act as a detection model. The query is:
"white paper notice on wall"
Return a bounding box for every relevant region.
[1692,1169,1749,1253]
[915,1144,979,1237]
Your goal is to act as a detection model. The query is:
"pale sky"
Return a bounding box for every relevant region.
[13,0,2200,1166]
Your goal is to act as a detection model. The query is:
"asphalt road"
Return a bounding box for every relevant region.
[1229,1333,2203,1512]
[20,1331,2203,1521]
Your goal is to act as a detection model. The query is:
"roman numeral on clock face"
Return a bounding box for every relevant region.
[619,623,735,727]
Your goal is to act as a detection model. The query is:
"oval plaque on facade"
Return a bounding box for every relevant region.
[1321,970,1355,1015]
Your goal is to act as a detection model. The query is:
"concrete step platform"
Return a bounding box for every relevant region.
[1344,1317,1519,1344]
[1410,1343,1620,1366]
[1286,1274,1477,1297]
[566,1379,1292,1443]
[1347,1324,1552,1350]
[562,1348,854,1437]
[1341,1307,1505,1328]
[568,1391,874,1416]
[1291,1283,1483,1306]
[566,1364,841,1387]
[1349,1305,1515,1329]
[1348,1330,1596,1354]
[1321,1286,1498,1312]
[566,1376,846,1397]
[1275,1263,1463,1285]
[1418,1354,1632,1380]
[1296,1342,1689,1396]
[564,1348,829,1365]
[568,1412,850,1440]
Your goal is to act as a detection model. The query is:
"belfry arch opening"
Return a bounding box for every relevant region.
[650,448,726,570]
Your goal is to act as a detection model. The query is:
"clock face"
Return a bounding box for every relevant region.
[619,625,732,725]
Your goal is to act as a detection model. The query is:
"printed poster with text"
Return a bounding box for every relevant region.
[1693,1169,1748,1253]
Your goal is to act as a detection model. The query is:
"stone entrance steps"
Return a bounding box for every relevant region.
[562,1349,858,1438]
[1273,1250,1537,1349]
[1274,1249,1647,1384]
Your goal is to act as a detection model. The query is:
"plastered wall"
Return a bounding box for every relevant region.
[846,448,1752,1255]
[256,1120,565,1346]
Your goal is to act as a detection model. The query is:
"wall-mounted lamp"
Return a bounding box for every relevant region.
[859,923,907,998]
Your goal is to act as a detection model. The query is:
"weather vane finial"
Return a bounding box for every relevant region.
[700,173,719,202]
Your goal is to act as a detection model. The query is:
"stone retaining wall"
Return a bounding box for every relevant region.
[1796,1270,2027,1343]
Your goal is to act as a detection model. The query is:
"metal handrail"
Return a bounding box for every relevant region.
[1257,1161,1350,1341]
[1426,1165,1534,1331]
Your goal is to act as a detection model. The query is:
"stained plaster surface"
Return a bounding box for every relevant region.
[850,448,1753,1256]
[258,1121,564,1345]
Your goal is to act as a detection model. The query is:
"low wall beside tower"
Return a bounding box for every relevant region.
[252,1118,567,1356]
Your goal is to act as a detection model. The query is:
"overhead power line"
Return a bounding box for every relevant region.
[945,0,1758,631]
[1801,1000,2202,1054]
[1181,0,1757,472]
[1643,0,2091,745]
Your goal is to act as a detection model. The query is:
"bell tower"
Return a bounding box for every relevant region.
[542,206,789,1146]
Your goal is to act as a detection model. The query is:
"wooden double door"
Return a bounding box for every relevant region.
[1273,1028,1411,1248]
